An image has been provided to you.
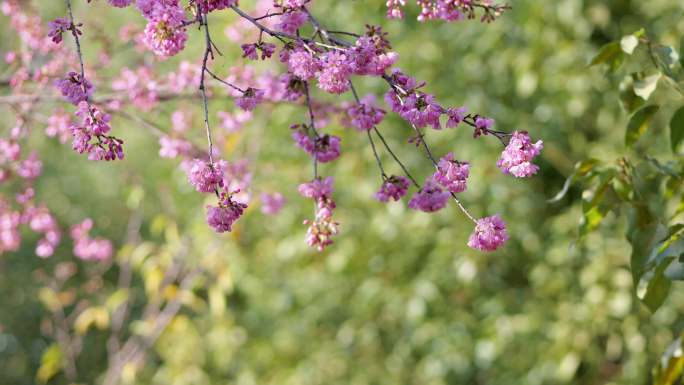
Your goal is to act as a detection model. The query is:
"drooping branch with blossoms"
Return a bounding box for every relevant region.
[0,0,543,258]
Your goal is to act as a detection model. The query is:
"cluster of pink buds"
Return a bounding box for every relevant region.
[242,42,277,60]
[47,16,79,44]
[71,102,124,161]
[347,96,386,132]
[291,125,341,163]
[387,0,510,23]
[376,175,410,202]
[194,0,239,14]
[299,177,339,251]
[48,6,124,162]
[206,190,248,233]
[55,71,93,105]
[184,158,249,233]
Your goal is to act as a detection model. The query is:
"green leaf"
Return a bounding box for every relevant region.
[590,42,624,71]
[36,344,63,384]
[580,205,609,236]
[619,80,645,113]
[670,106,684,153]
[680,35,684,68]
[633,72,661,100]
[579,171,616,236]
[625,105,660,148]
[627,205,666,284]
[647,226,684,269]
[639,257,673,312]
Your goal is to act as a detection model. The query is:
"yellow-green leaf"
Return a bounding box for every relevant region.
[36,344,63,384]
[590,42,624,71]
[74,307,110,335]
[625,105,659,148]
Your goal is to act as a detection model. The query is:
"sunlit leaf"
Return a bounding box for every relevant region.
[74,307,110,334]
[579,171,617,236]
[590,41,624,71]
[35,344,63,384]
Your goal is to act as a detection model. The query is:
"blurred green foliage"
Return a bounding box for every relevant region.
[1,0,684,384]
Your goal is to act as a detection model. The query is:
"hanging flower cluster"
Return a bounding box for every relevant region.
[0,0,539,259]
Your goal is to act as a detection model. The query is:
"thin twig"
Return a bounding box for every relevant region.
[198,4,216,164]
[302,81,319,178]
[350,82,385,179]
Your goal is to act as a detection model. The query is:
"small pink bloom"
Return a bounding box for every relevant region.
[186,159,224,193]
[376,175,410,202]
[433,152,469,193]
[408,178,449,212]
[467,215,509,252]
[497,131,543,178]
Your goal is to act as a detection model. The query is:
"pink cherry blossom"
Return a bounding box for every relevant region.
[186,159,224,193]
[433,152,469,193]
[348,95,385,131]
[467,214,509,252]
[408,178,450,212]
[376,175,410,202]
[497,131,543,178]
[55,71,93,105]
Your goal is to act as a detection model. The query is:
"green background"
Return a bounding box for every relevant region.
[1,0,684,384]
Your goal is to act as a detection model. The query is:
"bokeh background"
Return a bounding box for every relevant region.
[2,0,684,384]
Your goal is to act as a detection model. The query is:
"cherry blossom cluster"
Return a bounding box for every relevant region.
[497,131,544,178]
[0,122,113,260]
[46,0,126,162]
[0,0,539,257]
[70,219,113,261]
[184,158,248,232]
[139,0,189,57]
